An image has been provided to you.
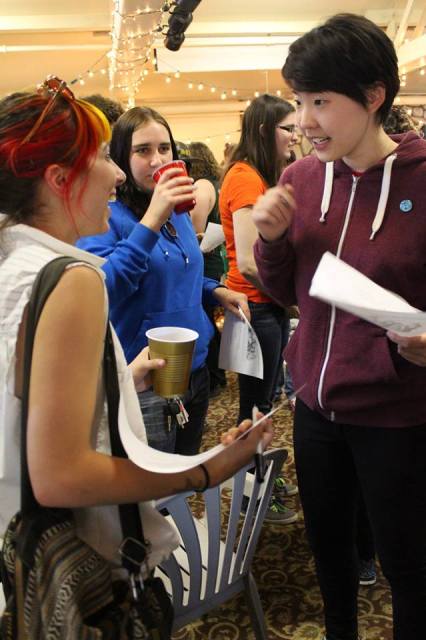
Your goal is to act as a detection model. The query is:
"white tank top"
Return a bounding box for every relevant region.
[0,221,178,570]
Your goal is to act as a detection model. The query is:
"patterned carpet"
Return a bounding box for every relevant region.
[172,372,393,640]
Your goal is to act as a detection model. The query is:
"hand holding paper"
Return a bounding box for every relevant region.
[309,252,426,337]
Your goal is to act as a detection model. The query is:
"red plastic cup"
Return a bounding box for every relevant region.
[152,159,196,214]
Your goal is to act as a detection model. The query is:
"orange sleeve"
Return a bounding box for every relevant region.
[222,163,266,214]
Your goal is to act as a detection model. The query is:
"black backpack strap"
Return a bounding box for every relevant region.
[21,255,147,574]
[21,256,80,516]
[103,327,149,575]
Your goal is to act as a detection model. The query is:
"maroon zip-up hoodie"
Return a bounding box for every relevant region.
[254,131,426,427]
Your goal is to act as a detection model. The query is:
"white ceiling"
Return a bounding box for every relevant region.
[0,0,425,109]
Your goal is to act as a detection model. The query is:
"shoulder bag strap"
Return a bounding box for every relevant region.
[103,327,148,574]
[20,256,80,516]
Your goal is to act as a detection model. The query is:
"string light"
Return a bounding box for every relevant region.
[109,0,168,93]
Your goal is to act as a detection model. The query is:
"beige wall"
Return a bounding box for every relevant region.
[154,103,243,162]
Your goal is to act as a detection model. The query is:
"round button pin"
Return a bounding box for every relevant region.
[399,199,413,212]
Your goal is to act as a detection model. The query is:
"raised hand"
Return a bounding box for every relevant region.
[252,184,296,242]
[142,167,195,232]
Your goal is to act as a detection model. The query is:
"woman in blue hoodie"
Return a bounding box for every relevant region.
[79,107,248,455]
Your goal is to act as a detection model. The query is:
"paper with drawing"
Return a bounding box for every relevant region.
[310,251,426,336]
[218,308,264,379]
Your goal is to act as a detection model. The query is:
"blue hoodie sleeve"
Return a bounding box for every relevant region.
[202,276,226,306]
[78,215,160,309]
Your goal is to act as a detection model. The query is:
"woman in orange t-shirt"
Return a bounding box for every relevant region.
[219,94,298,422]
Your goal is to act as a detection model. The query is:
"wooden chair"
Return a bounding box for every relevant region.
[155,448,287,639]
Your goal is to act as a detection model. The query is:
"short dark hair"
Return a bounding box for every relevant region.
[110,106,178,217]
[82,94,125,125]
[225,94,295,187]
[282,13,400,124]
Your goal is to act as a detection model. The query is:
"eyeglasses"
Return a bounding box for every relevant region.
[276,124,297,134]
[20,75,75,146]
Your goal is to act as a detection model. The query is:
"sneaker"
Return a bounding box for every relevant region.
[264,496,298,524]
[359,558,377,586]
[274,475,298,498]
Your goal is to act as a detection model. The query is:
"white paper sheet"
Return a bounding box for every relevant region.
[218,308,264,379]
[119,396,281,473]
[199,222,225,253]
[309,251,426,336]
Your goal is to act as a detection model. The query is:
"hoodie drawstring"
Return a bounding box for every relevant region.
[319,162,334,222]
[369,153,397,240]
[318,154,398,239]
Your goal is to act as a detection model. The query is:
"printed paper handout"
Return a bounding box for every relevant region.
[119,393,279,473]
[199,222,225,253]
[309,251,426,336]
[218,308,264,379]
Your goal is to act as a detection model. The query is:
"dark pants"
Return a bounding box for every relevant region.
[356,492,375,562]
[238,302,289,422]
[138,365,210,455]
[204,305,226,391]
[294,399,426,640]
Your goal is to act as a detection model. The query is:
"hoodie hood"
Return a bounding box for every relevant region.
[319,131,426,239]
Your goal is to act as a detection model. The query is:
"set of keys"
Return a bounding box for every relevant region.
[167,396,189,430]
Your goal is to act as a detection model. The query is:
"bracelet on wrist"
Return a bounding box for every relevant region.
[194,463,210,493]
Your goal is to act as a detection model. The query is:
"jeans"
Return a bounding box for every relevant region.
[238,301,289,422]
[138,365,210,455]
[294,399,426,640]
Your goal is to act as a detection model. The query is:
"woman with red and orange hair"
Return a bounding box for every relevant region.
[0,80,272,584]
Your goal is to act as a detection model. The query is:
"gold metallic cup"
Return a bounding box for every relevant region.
[146,327,199,398]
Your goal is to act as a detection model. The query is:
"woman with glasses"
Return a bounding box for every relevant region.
[0,81,272,590]
[79,107,248,454]
[219,94,298,524]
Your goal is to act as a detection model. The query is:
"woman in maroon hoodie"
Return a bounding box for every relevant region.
[253,13,426,640]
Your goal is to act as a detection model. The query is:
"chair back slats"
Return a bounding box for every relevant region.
[232,464,269,580]
[217,467,246,592]
[236,450,287,577]
[157,553,185,606]
[166,496,203,608]
[203,485,222,598]
[154,447,288,635]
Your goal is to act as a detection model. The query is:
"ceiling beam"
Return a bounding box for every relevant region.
[0,13,111,32]
[393,0,416,51]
